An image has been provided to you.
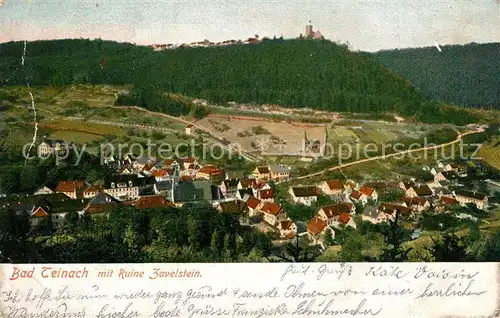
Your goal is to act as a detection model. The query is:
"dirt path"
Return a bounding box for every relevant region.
[277,129,483,184]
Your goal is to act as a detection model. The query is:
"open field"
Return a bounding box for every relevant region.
[327,121,431,147]
[196,116,326,156]
[478,137,500,170]
[1,85,191,148]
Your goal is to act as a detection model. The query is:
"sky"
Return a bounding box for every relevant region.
[0,0,499,52]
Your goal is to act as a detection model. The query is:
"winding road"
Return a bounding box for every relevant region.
[277,129,483,184]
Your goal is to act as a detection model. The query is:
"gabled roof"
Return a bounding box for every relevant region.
[307,217,327,235]
[379,202,412,215]
[246,196,261,209]
[350,190,364,200]
[324,180,343,191]
[238,188,254,198]
[279,220,295,231]
[260,202,283,216]
[55,180,86,193]
[401,181,416,189]
[253,180,268,190]
[410,185,433,196]
[222,178,240,188]
[133,195,174,209]
[239,179,256,188]
[320,203,354,218]
[256,166,270,174]
[291,186,318,197]
[338,213,351,224]
[402,196,429,207]
[359,186,375,196]
[83,185,103,195]
[85,192,119,213]
[184,157,197,163]
[440,196,459,205]
[259,189,274,199]
[198,165,224,176]
[455,190,487,201]
[32,206,49,218]
[218,200,247,214]
[152,169,174,177]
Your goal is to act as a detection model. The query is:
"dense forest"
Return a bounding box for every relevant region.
[0,38,480,125]
[1,200,499,263]
[375,43,500,110]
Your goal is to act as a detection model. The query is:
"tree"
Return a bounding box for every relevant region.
[423,232,468,262]
[0,208,31,262]
[338,230,366,262]
[63,211,80,232]
[79,212,92,232]
[379,212,412,262]
[379,188,404,203]
[323,229,335,247]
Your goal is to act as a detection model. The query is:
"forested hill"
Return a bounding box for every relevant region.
[0,38,479,124]
[375,43,500,110]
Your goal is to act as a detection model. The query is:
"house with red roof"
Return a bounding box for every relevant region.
[434,196,460,213]
[252,166,271,180]
[55,180,87,199]
[277,219,297,240]
[350,190,368,205]
[260,202,286,226]
[183,157,198,170]
[402,196,431,212]
[307,216,335,246]
[196,165,225,181]
[244,195,263,216]
[319,180,344,196]
[152,169,175,182]
[317,203,356,229]
[257,188,275,203]
[359,186,378,201]
[238,178,256,190]
[132,195,174,209]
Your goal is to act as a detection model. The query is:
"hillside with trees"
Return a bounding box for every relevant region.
[375,43,500,110]
[0,38,485,124]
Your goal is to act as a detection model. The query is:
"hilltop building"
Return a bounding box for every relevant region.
[304,23,323,39]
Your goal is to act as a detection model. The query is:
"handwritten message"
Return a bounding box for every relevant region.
[0,263,497,317]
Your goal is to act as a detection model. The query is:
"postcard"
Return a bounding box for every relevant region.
[0,0,499,317]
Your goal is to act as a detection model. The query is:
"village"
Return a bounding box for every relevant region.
[2,135,497,253]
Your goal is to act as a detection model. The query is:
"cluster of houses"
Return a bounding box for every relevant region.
[150,35,267,51]
[275,160,491,248]
[0,151,494,250]
[0,153,296,230]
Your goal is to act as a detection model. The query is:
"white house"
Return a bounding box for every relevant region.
[320,180,344,196]
[406,185,433,198]
[277,219,297,240]
[307,216,335,246]
[104,176,140,201]
[454,190,488,210]
[34,186,54,195]
[289,186,318,206]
